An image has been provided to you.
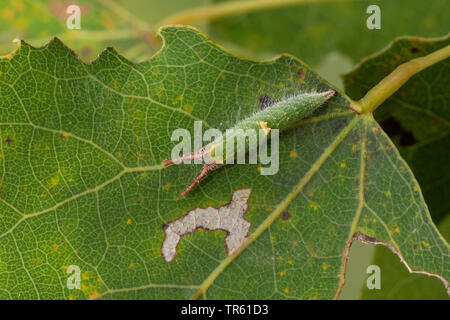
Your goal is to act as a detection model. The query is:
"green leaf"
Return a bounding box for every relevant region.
[361,214,450,299]
[343,34,450,299]
[209,0,450,67]
[0,26,447,299]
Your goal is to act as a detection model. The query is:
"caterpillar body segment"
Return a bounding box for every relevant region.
[164,90,335,196]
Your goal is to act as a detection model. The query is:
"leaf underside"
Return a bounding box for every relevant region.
[344,34,450,299]
[0,26,448,299]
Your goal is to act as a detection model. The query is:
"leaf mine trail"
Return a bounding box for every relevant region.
[162,189,251,262]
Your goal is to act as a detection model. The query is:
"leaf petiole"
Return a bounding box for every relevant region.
[357,44,450,114]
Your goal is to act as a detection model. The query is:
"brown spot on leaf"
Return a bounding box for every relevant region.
[297,69,306,81]
[81,46,92,58]
[259,94,278,110]
[282,210,291,220]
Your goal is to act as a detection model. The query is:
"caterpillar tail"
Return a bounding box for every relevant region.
[163,144,222,196]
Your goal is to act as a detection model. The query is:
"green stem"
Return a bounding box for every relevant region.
[356,44,450,114]
[156,0,352,27]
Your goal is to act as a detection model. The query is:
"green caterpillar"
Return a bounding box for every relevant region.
[163,90,335,196]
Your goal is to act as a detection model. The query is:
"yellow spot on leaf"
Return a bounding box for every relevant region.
[422,241,430,248]
[39,193,45,199]
[413,185,418,191]
[117,152,123,158]
[82,274,88,280]
[51,178,59,185]
[280,271,285,276]
[284,288,289,294]
[289,151,297,158]
[287,259,293,265]
[127,219,132,225]
[140,172,147,177]
[182,104,193,113]
[372,219,377,224]
[90,291,99,299]
[173,96,183,104]
[162,183,171,190]
[340,163,346,168]
[322,263,328,271]
[45,145,51,151]
[395,226,400,233]
[309,203,318,211]
[52,244,58,252]
[130,263,135,269]
[68,296,74,300]
[385,191,391,197]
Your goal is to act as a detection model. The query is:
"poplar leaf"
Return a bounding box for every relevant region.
[0,26,447,299]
